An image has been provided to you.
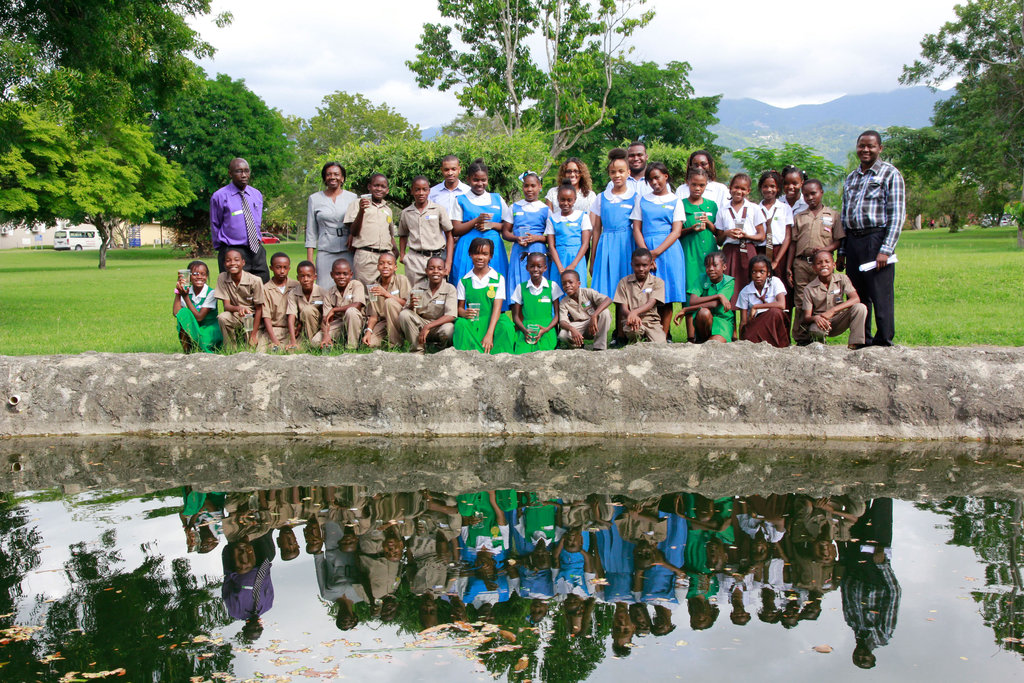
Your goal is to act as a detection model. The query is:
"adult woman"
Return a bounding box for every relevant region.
[306,161,357,290]
[544,158,597,212]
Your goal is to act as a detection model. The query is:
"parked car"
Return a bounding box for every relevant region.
[261,233,281,244]
[53,228,102,251]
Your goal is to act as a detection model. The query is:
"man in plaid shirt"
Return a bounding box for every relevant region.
[841,131,906,346]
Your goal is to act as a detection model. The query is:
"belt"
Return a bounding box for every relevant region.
[411,248,446,257]
[358,246,392,254]
[846,227,883,237]
[797,254,816,263]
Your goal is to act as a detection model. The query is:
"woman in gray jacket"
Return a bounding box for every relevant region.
[306,161,358,290]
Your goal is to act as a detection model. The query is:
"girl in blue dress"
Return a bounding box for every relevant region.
[502,171,549,300]
[449,159,511,300]
[630,162,687,340]
[544,183,591,281]
[591,148,639,299]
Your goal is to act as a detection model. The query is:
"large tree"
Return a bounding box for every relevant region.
[900,0,1024,246]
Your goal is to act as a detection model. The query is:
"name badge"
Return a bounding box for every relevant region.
[822,215,833,227]
[391,290,399,295]
[433,299,444,305]
[642,288,652,294]
[540,297,551,303]
[232,209,244,216]
[345,294,353,300]
[312,300,323,305]
[427,214,437,219]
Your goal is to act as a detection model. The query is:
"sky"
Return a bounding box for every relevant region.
[190,0,963,128]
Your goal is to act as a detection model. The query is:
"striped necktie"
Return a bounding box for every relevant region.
[251,560,270,616]
[239,190,262,253]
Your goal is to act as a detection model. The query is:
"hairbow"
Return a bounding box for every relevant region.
[518,170,540,182]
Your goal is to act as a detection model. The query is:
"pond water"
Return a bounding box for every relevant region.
[1,440,1023,682]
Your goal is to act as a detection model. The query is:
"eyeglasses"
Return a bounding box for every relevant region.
[564,169,581,176]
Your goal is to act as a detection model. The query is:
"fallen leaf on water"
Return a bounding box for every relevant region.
[513,656,529,672]
[960,656,968,661]
[498,630,517,642]
[812,645,833,654]
[675,640,688,647]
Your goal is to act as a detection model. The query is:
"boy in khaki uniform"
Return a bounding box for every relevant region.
[322,259,366,350]
[257,252,299,351]
[613,248,667,344]
[800,250,867,349]
[397,176,454,289]
[787,180,845,342]
[558,269,612,350]
[344,173,396,285]
[214,248,265,348]
[363,253,411,348]
[399,256,458,353]
[287,260,328,347]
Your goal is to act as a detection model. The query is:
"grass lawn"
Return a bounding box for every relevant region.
[0,227,1021,355]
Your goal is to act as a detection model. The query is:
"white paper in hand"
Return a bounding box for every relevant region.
[859,254,898,272]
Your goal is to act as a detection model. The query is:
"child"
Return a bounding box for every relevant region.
[502,171,549,301]
[787,179,845,344]
[398,175,454,290]
[173,260,222,353]
[630,162,687,339]
[286,260,328,348]
[344,173,396,286]
[448,159,511,290]
[800,250,868,349]
[428,154,471,217]
[679,167,720,341]
[453,237,515,354]
[257,252,299,352]
[781,165,809,216]
[544,183,591,278]
[362,252,411,349]
[675,252,734,343]
[613,248,667,343]
[684,150,731,212]
[214,248,265,348]
[399,256,458,353]
[736,255,790,347]
[714,173,766,296]
[590,148,639,300]
[756,170,793,276]
[321,259,366,350]
[511,252,562,354]
[558,269,612,351]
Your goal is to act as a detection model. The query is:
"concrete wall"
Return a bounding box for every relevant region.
[2,344,1022,442]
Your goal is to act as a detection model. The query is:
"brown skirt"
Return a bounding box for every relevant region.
[721,242,757,294]
[740,307,791,348]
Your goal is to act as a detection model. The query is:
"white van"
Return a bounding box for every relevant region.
[53,227,102,251]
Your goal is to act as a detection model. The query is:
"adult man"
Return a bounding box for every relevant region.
[606,140,653,196]
[210,158,270,282]
[428,154,471,216]
[841,131,905,346]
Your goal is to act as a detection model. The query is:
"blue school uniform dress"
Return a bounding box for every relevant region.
[544,210,590,282]
[596,506,637,603]
[631,193,687,303]
[507,199,550,300]
[449,192,511,293]
[591,189,639,298]
[641,513,688,605]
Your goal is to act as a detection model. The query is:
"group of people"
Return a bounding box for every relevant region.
[184,485,899,670]
[184,132,903,354]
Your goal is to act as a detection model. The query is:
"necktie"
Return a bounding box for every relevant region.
[252,560,269,616]
[239,190,262,253]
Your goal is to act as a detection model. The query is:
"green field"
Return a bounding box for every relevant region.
[0,227,1021,354]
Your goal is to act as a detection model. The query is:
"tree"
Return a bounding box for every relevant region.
[900,0,1024,247]
[408,0,654,173]
[733,143,845,185]
[0,104,73,225]
[152,73,292,254]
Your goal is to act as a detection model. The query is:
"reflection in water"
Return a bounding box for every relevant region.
[0,484,1022,682]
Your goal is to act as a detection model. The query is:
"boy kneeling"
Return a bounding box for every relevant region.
[398,256,458,353]
[800,250,867,349]
[558,269,612,350]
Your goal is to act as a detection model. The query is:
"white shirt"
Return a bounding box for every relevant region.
[782,194,809,216]
[630,192,686,223]
[543,210,591,236]
[511,199,548,215]
[678,180,730,213]
[449,191,512,223]
[545,186,598,212]
[736,277,787,311]
[606,175,655,197]
[428,180,471,216]
[714,199,763,244]
[456,267,507,301]
[510,277,564,304]
[590,187,637,216]
[757,200,794,246]
[180,283,218,310]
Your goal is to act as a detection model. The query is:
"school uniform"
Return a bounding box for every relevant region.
[782,193,809,216]
[323,279,367,349]
[397,201,453,290]
[175,284,222,352]
[714,199,763,294]
[544,186,598,212]
[505,199,549,300]
[214,270,266,347]
[448,192,512,294]
[286,284,328,345]
[606,175,654,197]
[679,196,720,296]
[453,267,515,354]
[590,189,639,298]
[630,193,687,303]
[558,287,611,350]
[364,274,411,348]
[800,272,868,346]
[428,180,471,217]
[695,275,736,341]
[256,279,299,351]
[700,180,732,214]
[735,277,790,347]
[790,207,845,342]
[544,209,591,281]
[613,273,667,343]
[343,199,395,285]
[756,200,794,264]
[511,277,563,354]
[399,281,458,352]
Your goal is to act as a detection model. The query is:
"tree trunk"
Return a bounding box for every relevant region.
[93,216,111,269]
[914,214,922,230]
[1019,165,1024,248]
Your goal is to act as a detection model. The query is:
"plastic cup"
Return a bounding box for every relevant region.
[467,303,481,319]
[243,314,254,333]
[411,292,423,309]
[527,324,541,344]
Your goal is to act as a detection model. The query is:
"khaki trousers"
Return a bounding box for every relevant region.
[557,310,611,350]
[398,309,454,352]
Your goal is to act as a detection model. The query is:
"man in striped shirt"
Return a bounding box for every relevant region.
[841,131,906,346]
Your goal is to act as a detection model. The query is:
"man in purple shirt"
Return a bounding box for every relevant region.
[222,537,275,641]
[210,158,270,282]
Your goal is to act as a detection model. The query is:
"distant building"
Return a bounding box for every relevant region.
[0,220,177,250]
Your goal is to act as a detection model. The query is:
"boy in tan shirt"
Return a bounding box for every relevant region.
[214,248,265,348]
[558,269,612,350]
[397,176,454,289]
[257,252,299,352]
[800,250,867,349]
[787,180,845,343]
[322,259,366,350]
[363,253,411,348]
[287,260,328,347]
[613,249,667,344]
[399,256,459,353]
[344,173,396,285]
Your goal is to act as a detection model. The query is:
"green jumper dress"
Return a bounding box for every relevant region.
[696,274,736,340]
[681,198,720,296]
[175,287,223,352]
[453,271,515,354]
[512,279,557,354]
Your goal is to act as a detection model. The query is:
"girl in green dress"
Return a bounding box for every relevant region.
[173,261,223,353]
[453,237,515,354]
[510,252,562,354]
[678,168,720,342]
